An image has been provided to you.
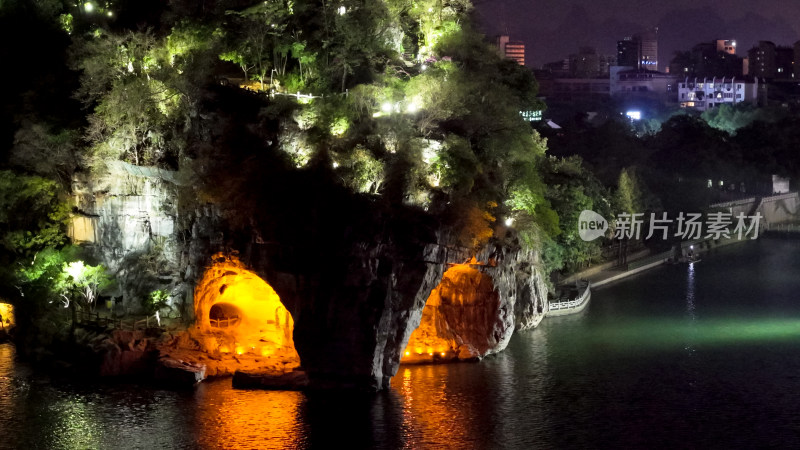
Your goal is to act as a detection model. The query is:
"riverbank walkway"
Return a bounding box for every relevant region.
[561,235,754,290]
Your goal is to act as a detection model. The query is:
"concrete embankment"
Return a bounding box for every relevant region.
[570,236,754,290]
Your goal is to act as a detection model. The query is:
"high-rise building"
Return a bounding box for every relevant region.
[617,37,640,68]
[496,35,525,66]
[636,29,658,70]
[617,29,658,70]
[748,41,777,78]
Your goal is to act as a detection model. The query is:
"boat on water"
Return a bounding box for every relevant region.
[668,254,701,264]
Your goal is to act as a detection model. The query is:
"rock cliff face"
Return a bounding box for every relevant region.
[75,165,548,390]
[70,164,188,316]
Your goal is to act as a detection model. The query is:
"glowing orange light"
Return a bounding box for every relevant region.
[0,302,14,328]
[405,351,410,356]
[194,254,301,371]
[401,264,498,364]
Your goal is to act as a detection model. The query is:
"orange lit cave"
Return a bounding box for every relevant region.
[401,263,503,364]
[186,255,301,377]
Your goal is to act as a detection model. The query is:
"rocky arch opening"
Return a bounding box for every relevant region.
[401,264,502,364]
[194,254,300,369]
[209,302,243,329]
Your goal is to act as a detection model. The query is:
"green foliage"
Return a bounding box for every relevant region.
[58,13,72,34]
[11,123,78,184]
[701,103,786,135]
[74,28,199,168]
[0,171,70,257]
[165,21,214,67]
[54,260,114,311]
[143,289,170,315]
[615,167,643,215]
[17,247,74,285]
[220,0,291,90]
[337,146,384,193]
[540,156,609,272]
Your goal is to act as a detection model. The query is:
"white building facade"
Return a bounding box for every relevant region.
[677,77,759,111]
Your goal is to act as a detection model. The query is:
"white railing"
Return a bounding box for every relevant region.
[210,316,240,328]
[760,192,799,204]
[766,223,800,233]
[709,197,757,209]
[549,282,591,311]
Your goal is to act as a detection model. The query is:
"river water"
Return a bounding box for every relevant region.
[3,238,800,449]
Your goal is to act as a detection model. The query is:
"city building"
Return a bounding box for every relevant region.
[677,77,759,111]
[748,41,777,78]
[776,46,794,78]
[568,47,616,77]
[542,59,570,76]
[617,37,640,68]
[617,29,658,71]
[669,40,743,78]
[716,39,737,55]
[536,76,610,102]
[610,67,677,102]
[636,29,658,71]
[496,35,525,65]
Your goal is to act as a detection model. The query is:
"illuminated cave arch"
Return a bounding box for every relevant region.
[194,254,296,356]
[401,264,500,364]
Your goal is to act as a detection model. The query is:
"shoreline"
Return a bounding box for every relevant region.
[578,236,756,291]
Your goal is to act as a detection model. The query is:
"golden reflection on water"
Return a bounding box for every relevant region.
[193,379,306,449]
[391,364,480,446]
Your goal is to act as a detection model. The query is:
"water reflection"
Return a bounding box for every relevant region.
[1,239,800,448]
[393,364,480,446]
[194,380,306,449]
[685,262,697,355]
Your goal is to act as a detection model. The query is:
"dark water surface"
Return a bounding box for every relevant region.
[3,238,800,449]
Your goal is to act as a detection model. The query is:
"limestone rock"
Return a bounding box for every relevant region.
[154,357,206,386]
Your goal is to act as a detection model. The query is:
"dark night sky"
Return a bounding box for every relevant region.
[474,0,800,70]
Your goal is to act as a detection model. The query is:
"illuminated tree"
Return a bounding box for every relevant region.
[74,28,202,167]
[0,171,70,258]
[55,261,113,312]
[221,1,290,90]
